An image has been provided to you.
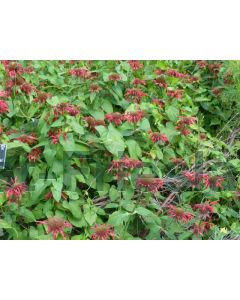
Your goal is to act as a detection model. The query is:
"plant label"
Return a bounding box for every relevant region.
[0,144,7,169]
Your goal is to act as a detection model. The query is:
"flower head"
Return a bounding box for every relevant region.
[193,201,218,219]
[132,78,146,86]
[84,116,106,132]
[91,224,115,240]
[123,110,144,123]
[108,74,121,82]
[192,221,212,236]
[149,131,169,144]
[128,60,143,71]
[105,112,124,126]
[4,177,27,204]
[136,176,164,193]
[0,100,9,114]
[27,148,42,162]
[89,84,101,93]
[33,92,51,103]
[153,77,168,89]
[69,68,91,79]
[167,205,194,223]
[125,88,146,103]
[17,133,37,145]
[37,217,71,240]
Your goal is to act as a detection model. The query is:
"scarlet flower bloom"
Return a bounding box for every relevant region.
[105,112,124,126]
[108,156,143,172]
[27,148,42,162]
[17,133,37,145]
[48,129,63,144]
[192,221,212,236]
[182,171,210,187]
[178,116,197,126]
[149,131,169,144]
[212,87,222,96]
[69,68,91,79]
[155,69,165,75]
[186,76,199,83]
[180,128,191,136]
[53,103,80,119]
[167,89,183,99]
[24,66,34,74]
[132,78,146,86]
[204,176,224,189]
[5,62,24,77]
[37,217,71,240]
[91,224,115,240]
[153,77,168,89]
[128,60,143,71]
[5,80,15,89]
[89,84,102,93]
[136,176,164,193]
[123,110,144,123]
[108,74,121,82]
[33,92,51,103]
[196,60,208,69]
[171,158,186,166]
[167,205,194,223]
[193,201,218,219]
[166,69,186,79]
[20,83,36,95]
[125,88,146,103]
[0,90,11,98]
[84,116,106,132]
[208,63,222,75]
[0,100,9,113]
[152,98,165,108]
[4,177,27,204]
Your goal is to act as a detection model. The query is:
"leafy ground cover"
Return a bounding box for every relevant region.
[0,60,239,240]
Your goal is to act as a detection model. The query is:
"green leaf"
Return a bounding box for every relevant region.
[0,219,12,229]
[126,139,142,158]
[165,106,179,122]
[108,211,130,226]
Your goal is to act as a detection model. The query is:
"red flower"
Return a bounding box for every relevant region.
[149,131,169,144]
[132,78,146,86]
[0,100,9,113]
[69,68,90,79]
[84,116,106,132]
[27,148,42,162]
[33,92,51,103]
[5,80,15,89]
[155,69,165,75]
[53,103,80,119]
[167,89,183,99]
[37,217,71,240]
[153,77,168,89]
[20,83,36,94]
[108,74,121,82]
[108,156,143,172]
[212,87,222,96]
[152,99,165,108]
[171,158,186,166]
[105,112,124,126]
[91,224,115,240]
[5,62,24,77]
[177,116,197,126]
[48,129,66,144]
[123,110,144,123]
[196,60,208,69]
[167,205,194,223]
[193,201,218,219]
[128,60,143,71]
[125,88,146,103]
[4,177,27,204]
[165,69,186,79]
[192,221,212,236]
[136,176,164,193]
[89,84,101,93]
[0,90,11,98]
[17,133,37,145]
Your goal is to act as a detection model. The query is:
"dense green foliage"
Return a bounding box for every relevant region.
[0,60,239,240]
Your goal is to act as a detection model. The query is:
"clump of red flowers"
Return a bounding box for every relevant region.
[4,62,24,78]
[33,92,52,103]
[182,171,224,190]
[17,133,37,145]
[123,110,145,123]
[20,83,36,95]
[192,221,212,236]
[125,88,146,103]
[105,112,124,126]
[167,89,183,99]
[91,224,115,240]
[89,84,102,93]
[136,176,164,193]
[132,78,146,86]
[108,74,121,82]
[3,177,27,204]
[196,60,208,69]
[152,98,165,108]
[0,100,9,114]
[27,148,42,163]
[69,68,91,79]
[53,102,80,119]
[176,116,197,136]
[108,156,143,172]
[153,77,168,89]
[48,129,66,144]
[192,201,218,219]
[37,217,71,240]
[149,131,169,144]
[165,69,186,79]
[84,116,106,132]
[128,60,143,71]
[167,205,194,223]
